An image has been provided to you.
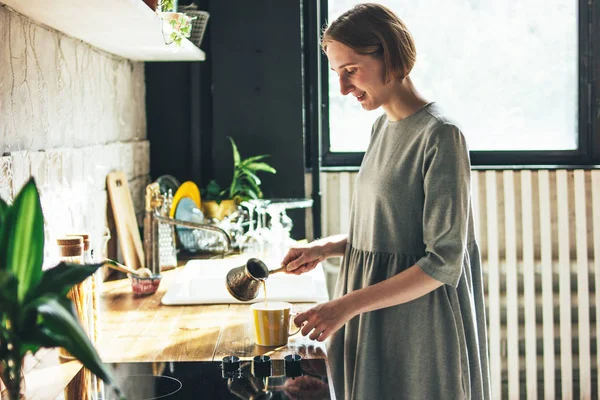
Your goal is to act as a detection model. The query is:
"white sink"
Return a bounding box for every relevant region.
[161,257,329,305]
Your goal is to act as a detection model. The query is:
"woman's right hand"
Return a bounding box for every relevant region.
[281,242,323,275]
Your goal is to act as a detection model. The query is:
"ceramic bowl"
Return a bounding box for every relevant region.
[129,273,162,296]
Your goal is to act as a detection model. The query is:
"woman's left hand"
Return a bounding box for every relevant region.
[293,297,355,342]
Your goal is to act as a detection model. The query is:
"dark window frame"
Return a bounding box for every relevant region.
[306,0,599,170]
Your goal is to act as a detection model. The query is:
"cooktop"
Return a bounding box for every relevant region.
[101,355,333,399]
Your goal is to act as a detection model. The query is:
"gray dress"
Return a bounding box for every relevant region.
[326,103,491,400]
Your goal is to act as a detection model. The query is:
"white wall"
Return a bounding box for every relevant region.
[0,5,150,266]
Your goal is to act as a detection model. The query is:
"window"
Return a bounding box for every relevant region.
[313,0,598,167]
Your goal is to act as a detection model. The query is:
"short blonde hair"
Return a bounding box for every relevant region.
[322,3,416,82]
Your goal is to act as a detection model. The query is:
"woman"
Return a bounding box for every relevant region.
[281,3,490,399]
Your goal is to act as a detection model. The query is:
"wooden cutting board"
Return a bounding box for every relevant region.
[106,171,145,270]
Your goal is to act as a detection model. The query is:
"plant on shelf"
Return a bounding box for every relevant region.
[158,0,176,12]
[0,178,123,400]
[201,137,276,219]
[158,0,195,47]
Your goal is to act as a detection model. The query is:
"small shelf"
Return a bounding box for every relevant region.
[1,0,206,62]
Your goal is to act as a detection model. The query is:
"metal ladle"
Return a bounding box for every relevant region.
[225,258,286,302]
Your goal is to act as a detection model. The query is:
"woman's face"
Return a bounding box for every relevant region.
[325,40,393,111]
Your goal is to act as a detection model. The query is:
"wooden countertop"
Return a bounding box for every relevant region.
[13,261,331,399]
[97,266,329,363]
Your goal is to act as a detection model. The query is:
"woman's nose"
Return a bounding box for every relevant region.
[339,77,353,95]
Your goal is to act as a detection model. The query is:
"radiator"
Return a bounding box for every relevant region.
[313,169,600,399]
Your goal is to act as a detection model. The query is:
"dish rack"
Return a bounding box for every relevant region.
[176,223,228,252]
[144,183,232,274]
[146,212,232,272]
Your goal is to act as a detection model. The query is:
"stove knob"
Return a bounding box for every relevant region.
[284,354,303,378]
[252,355,272,378]
[222,355,241,373]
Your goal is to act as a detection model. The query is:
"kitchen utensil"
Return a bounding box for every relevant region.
[225,258,287,302]
[106,171,145,271]
[103,259,144,276]
[104,259,161,295]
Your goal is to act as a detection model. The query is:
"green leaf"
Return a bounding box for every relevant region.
[223,138,275,202]
[229,179,245,196]
[0,200,11,272]
[31,262,102,301]
[237,175,262,198]
[0,330,8,360]
[0,197,7,219]
[238,155,269,169]
[207,180,222,195]
[231,184,260,202]
[229,170,242,199]
[19,295,75,350]
[161,0,175,11]
[250,187,261,199]
[218,188,229,202]
[0,270,18,313]
[35,297,123,398]
[19,343,42,359]
[6,178,44,304]
[240,187,260,200]
[239,170,262,186]
[228,137,241,167]
[243,162,277,174]
[0,198,8,265]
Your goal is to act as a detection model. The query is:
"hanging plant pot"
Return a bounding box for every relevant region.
[159,12,195,46]
[178,4,210,47]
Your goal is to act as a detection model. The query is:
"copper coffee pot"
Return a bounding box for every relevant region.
[226,258,286,302]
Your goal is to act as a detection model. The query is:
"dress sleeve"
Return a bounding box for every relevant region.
[415,123,471,287]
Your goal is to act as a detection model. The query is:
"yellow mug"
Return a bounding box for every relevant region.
[250,301,301,346]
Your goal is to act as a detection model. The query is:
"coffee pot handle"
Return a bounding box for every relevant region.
[289,313,301,336]
[268,266,287,275]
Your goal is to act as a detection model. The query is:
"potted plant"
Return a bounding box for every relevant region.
[201,137,276,220]
[0,178,123,399]
[158,0,177,11]
[158,0,195,47]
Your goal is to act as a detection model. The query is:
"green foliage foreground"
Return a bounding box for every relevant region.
[0,178,123,399]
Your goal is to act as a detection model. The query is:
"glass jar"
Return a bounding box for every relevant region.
[65,233,101,399]
[56,236,84,360]
[64,233,97,340]
[56,236,94,400]
[65,233,92,263]
[56,236,84,265]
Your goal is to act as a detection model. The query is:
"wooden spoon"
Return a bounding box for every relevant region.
[104,259,145,277]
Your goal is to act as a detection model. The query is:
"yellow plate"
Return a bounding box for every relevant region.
[170,181,202,218]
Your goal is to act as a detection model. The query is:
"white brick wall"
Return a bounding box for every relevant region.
[0,5,149,267]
